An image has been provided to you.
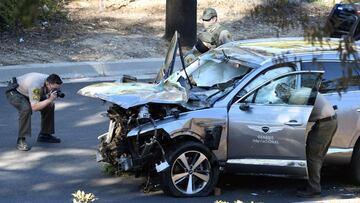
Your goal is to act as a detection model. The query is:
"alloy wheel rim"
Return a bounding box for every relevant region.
[171,150,211,195]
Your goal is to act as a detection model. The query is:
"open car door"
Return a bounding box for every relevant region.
[227,71,323,178]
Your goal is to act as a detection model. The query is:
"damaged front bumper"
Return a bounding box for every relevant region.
[96,121,170,174]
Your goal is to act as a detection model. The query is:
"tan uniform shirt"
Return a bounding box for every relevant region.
[309,93,335,121]
[16,73,48,104]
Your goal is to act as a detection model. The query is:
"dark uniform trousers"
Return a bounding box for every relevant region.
[306,117,337,193]
[6,90,54,138]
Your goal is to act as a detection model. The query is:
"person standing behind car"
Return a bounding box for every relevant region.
[275,84,338,197]
[184,31,216,66]
[5,73,63,151]
[201,7,232,47]
[297,93,337,198]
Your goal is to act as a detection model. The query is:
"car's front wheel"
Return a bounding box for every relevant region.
[161,141,219,197]
[351,142,360,184]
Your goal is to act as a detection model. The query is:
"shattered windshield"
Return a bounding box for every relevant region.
[165,48,256,109]
[185,48,255,87]
[190,59,250,87]
[183,54,254,108]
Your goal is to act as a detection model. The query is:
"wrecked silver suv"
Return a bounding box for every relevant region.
[78,33,360,197]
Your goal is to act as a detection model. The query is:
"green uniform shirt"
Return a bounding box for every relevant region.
[205,23,232,46]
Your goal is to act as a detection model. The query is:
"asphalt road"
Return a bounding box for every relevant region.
[0,82,359,203]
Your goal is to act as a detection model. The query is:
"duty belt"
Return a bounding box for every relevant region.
[316,114,337,123]
[7,89,30,101]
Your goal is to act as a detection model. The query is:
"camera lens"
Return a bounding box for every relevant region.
[57,91,65,98]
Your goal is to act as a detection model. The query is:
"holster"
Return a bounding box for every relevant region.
[5,77,19,93]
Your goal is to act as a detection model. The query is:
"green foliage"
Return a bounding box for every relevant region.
[102,163,118,176]
[0,0,64,31]
[250,0,303,30]
[102,163,129,177]
[250,0,360,92]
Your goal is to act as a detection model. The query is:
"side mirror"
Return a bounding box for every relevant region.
[239,103,250,111]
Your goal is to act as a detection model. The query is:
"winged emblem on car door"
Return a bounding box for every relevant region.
[248,125,284,134]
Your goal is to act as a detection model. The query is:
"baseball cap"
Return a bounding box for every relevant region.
[202,8,217,21]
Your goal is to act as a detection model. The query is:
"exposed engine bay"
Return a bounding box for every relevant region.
[97,103,187,176]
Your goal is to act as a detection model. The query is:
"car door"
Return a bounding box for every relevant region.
[227,71,323,177]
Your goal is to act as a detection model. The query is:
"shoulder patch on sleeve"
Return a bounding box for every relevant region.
[32,88,41,101]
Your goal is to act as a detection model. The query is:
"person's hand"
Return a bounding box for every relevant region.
[48,91,57,102]
[189,75,197,86]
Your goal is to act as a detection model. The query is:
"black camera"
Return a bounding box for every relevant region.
[53,89,65,98]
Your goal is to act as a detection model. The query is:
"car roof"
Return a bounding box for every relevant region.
[218,37,360,66]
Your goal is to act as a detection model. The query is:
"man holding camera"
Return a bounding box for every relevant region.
[5,73,64,151]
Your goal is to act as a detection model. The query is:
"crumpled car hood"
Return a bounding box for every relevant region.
[78,81,188,109]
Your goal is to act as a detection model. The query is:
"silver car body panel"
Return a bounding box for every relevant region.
[127,108,229,160]
[323,91,360,148]
[327,147,353,155]
[228,104,313,159]
[226,159,306,168]
[325,147,354,164]
[77,81,188,109]
[226,71,323,177]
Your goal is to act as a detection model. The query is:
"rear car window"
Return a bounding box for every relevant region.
[302,62,360,93]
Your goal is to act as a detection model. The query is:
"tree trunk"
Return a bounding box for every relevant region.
[165,0,197,47]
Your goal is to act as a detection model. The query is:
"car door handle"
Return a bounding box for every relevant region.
[284,120,303,126]
[357,108,360,112]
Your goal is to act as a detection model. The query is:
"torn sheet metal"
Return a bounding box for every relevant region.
[78,81,188,109]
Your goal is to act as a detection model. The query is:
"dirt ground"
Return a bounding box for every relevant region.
[0,0,331,66]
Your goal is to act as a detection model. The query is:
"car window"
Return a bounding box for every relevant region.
[190,60,250,87]
[241,73,319,106]
[236,66,294,98]
[302,62,360,93]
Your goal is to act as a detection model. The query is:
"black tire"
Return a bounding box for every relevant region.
[351,143,360,184]
[161,141,219,197]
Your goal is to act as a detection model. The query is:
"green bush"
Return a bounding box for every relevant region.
[102,163,117,176]
[0,0,64,31]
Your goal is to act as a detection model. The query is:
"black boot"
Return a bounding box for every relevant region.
[17,138,31,151]
[37,133,61,143]
[296,187,321,198]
